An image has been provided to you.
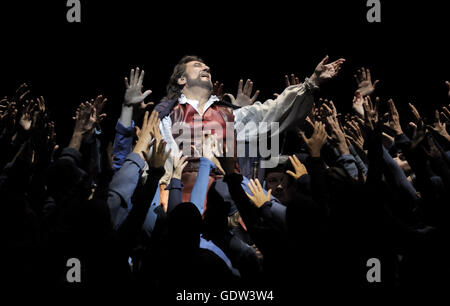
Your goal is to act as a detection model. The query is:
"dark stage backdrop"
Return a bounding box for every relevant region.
[0,0,448,144]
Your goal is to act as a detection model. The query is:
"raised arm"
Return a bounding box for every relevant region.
[234,56,345,141]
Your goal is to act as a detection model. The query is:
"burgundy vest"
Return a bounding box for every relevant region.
[169,101,235,204]
[169,102,235,169]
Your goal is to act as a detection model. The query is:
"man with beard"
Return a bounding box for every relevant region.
[154,55,344,196]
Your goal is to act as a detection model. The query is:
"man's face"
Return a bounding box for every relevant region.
[181,61,212,90]
[265,172,293,204]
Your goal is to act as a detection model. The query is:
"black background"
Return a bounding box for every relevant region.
[0,0,448,143]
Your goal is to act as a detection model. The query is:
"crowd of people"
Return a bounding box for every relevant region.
[1,55,449,301]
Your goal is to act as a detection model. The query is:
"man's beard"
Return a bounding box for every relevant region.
[186,75,213,91]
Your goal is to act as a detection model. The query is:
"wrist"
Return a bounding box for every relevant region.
[72,130,83,137]
[337,143,350,155]
[394,128,403,136]
[308,74,321,87]
[310,149,321,158]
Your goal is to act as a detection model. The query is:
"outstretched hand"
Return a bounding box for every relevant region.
[245,178,272,208]
[172,152,188,180]
[224,79,260,107]
[73,102,96,135]
[299,121,328,158]
[310,55,345,86]
[354,67,379,97]
[286,155,308,180]
[124,67,152,106]
[134,110,157,160]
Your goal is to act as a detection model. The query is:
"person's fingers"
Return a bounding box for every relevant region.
[435,110,440,124]
[142,111,149,130]
[366,68,372,81]
[141,90,152,100]
[320,55,329,65]
[267,189,272,199]
[290,74,296,86]
[286,170,296,178]
[250,90,260,103]
[288,155,294,167]
[223,93,236,104]
[284,75,290,88]
[361,67,367,80]
[159,141,167,154]
[129,69,135,86]
[293,154,301,166]
[134,67,140,86]
[254,178,263,192]
[243,79,250,96]
[237,79,244,94]
[138,69,145,86]
[245,192,254,202]
[247,180,256,196]
[299,130,308,143]
[246,81,253,96]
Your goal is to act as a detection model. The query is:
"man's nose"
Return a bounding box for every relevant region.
[203,65,210,73]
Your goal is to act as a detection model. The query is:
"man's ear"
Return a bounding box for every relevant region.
[177,77,186,86]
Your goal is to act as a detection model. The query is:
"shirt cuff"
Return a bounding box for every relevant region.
[165,178,183,190]
[126,152,146,170]
[116,119,135,136]
[303,77,320,93]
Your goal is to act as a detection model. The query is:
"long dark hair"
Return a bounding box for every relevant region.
[165,55,204,100]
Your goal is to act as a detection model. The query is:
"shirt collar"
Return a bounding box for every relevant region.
[178,94,219,115]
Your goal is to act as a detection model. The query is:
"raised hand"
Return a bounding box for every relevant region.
[0,97,18,123]
[224,79,260,107]
[286,155,308,180]
[124,67,152,105]
[73,102,96,135]
[352,91,365,118]
[383,99,403,135]
[148,140,171,168]
[354,67,379,96]
[319,98,338,121]
[426,110,450,142]
[212,81,224,100]
[285,74,301,87]
[274,74,302,97]
[310,55,345,86]
[19,100,34,131]
[344,120,365,152]
[14,83,30,105]
[91,95,108,123]
[441,105,450,123]
[172,152,188,180]
[423,133,442,159]
[362,96,379,131]
[326,115,350,155]
[299,121,328,158]
[245,178,272,208]
[134,110,158,160]
[408,102,422,124]
[409,120,426,149]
